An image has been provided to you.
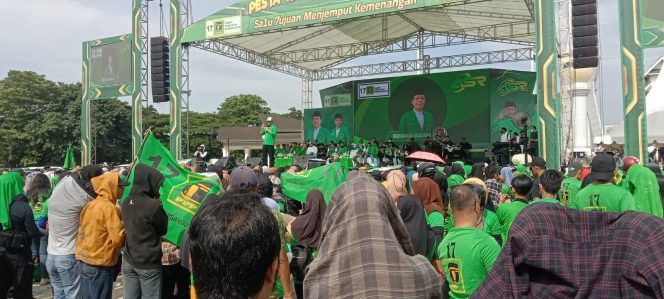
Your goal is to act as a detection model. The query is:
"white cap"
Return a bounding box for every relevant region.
[267,117,273,122]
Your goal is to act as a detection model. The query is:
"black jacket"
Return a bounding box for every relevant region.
[121,164,168,269]
[7,195,40,255]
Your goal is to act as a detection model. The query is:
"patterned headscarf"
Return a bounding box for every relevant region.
[386,170,408,204]
[304,172,443,298]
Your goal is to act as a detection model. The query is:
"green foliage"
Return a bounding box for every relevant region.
[216,94,271,126]
[0,71,278,167]
[0,71,80,167]
[282,106,303,120]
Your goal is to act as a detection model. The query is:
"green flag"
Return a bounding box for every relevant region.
[281,162,348,204]
[63,145,75,170]
[121,132,222,246]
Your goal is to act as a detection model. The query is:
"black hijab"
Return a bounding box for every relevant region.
[397,195,433,258]
[470,163,486,180]
[291,189,327,247]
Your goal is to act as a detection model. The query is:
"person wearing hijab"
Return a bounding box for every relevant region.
[386,171,408,204]
[412,176,446,274]
[304,172,443,298]
[0,172,39,299]
[397,195,434,259]
[26,173,52,286]
[500,166,515,186]
[448,164,465,189]
[287,189,327,299]
[469,163,486,180]
[625,164,663,218]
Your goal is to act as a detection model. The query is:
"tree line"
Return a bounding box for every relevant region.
[0,70,302,168]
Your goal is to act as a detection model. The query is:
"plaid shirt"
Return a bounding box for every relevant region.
[161,240,181,266]
[473,203,664,298]
[485,179,501,207]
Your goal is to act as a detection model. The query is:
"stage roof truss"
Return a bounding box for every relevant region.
[185,0,536,80]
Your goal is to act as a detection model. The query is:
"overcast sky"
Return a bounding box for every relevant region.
[1,0,663,125]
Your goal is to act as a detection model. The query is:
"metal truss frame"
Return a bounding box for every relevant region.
[271,22,534,64]
[190,40,314,78]
[181,0,192,158]
[140,0,149,128]
[312,48,534,80]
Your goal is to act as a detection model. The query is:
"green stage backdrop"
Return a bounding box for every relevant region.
[182,0,457,43]
[315,69,536,148]
[353,70,491,146]
[489,70,537,142]
[304,107,354,145]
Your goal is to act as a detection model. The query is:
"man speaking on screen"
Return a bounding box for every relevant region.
[398,92,434,135]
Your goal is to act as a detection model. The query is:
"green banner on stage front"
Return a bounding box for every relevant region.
[182,0,455,43]
[121,132,222,246]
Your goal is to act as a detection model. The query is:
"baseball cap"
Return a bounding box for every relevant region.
[230,166,258,191]
[531,157,547,169]
[567,162,583,177]
[590,154,616,181]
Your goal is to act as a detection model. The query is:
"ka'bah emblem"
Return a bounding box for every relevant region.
[449,262,460,285]
[497,78,529,96]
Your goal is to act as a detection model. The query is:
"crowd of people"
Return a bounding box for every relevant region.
[2,151,664,299]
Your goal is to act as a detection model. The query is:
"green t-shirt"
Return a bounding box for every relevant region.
[559,177,582,207]
[368,145,378,155]
[482,210,501,237]
[529,198,561,205]
[438,227,501,299]
[427,210,445,228]
[572,183,636,212]
[261,125,277,146]
[31,198,48,221]
[495,200,528,241]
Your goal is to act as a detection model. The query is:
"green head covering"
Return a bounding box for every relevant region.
[501,183,514,198]
[447,174,465,190]
[626,164,663,218]
[463,165,472,179]
[0,172,25,230]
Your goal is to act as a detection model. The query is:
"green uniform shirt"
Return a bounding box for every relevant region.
[309,126,330,145]
[261,125,277,146]
[482,210,501,237]
[529,198,561,205]
[427,210,445,228]
[398,110,435,134]
[496,200,528,241]
[572,183,636,212]
[329,126,351,145]
[439,227,501,299]
[31,198,48,221]
[559,177,581,207]
[368,145,378,155]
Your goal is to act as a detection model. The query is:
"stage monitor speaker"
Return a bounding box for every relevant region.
[214,157,236,170]
[307,159,326,169]
[245,157,263,167]
[293,156,309,169]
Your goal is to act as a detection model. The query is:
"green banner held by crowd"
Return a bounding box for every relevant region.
[121,132,222,246]
[281,162,348,204]
[63,145,76,170]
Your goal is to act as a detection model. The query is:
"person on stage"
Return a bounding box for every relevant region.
[330,113,351,145]
[398,92,434,135]
[261,116,277,167]
[309,111,330,145]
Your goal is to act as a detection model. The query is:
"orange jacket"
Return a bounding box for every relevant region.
[76,172,125,266]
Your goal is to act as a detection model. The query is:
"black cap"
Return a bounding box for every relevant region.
[590,154,616,181]
[567,162,583,177]
[531,157,546,169]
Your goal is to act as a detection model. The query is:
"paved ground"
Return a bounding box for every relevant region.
[32,276,124,299]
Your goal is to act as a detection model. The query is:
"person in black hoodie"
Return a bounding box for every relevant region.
[121,164,168,299]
